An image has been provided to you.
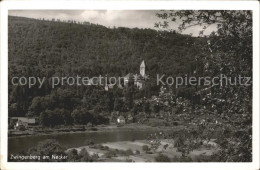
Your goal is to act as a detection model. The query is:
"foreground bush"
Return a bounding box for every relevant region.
[154,154,171,162]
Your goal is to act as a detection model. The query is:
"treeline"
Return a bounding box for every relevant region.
[39,108,109,127]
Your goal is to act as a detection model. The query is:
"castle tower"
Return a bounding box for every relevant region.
[140,60,145,77]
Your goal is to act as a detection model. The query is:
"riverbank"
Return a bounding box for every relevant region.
[66,139,218,162]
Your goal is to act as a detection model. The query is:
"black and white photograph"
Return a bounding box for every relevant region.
[0,1,259,170]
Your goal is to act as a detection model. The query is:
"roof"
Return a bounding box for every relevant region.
[118,116,125,120]
[140,60,145,67]
[11,117,36,123]
[124,73,134,79]
[27,119,36,124]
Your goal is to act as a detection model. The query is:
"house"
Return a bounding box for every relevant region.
[117,116,126,124]
[123,73,135,87]
[10,117,36,130]
[15,120,27,130]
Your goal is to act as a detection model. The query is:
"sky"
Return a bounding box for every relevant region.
[8,10,217,36]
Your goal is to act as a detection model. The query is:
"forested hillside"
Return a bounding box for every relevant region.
[8,16,205,117]
[8,16,203,76]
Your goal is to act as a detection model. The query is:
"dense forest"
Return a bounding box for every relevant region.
[8,16,206,120]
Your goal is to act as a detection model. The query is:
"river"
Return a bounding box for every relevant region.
[8,129,157,154]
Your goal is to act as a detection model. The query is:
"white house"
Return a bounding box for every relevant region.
[11,117,36,130]
[117,116,126,124]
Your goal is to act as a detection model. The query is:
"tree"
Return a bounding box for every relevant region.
[29,95,54,116]
[114,97,124,112]
[124,89,134,111]
[152,103,161,113]
[155,10,252,162]
[55,108,73,125]
[93,114,109,125]
[71,108,93,125]
[39,110,53,127]
[143,102,151,115]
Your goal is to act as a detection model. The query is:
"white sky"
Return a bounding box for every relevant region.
[8,10,217,36]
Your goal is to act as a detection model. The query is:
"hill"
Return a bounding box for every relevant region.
[8,16,205,117]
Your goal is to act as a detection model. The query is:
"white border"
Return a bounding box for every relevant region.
[0,1,259,170]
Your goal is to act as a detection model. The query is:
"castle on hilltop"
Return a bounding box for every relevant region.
[123,60,147,89]
[104,60,148,91]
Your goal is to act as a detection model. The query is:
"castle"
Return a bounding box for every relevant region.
[123,60,147,89]
[104,60,147,91]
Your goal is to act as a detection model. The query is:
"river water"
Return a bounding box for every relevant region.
[8,129,157,154]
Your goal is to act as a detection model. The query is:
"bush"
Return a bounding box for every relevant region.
[135,150,140,155]
[104,150,117,158]
[125,149,134,156]
[100,145,109,150]
[177,155,193,162]
[125,158,133,162]
[90,127,98,131]
[27,139,66,162]
[142,145,150,152]
[146,151,153,154]
[67,148,99,162]
[18,125,26,131]
[67,149,80,162]
[155,154,171,162]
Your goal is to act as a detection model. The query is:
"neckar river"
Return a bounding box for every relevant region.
[8,129,157,154]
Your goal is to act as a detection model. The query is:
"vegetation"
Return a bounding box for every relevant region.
[142,145,150,153]
[8,16,203,126]
[9,139,66,162]
[154,10,252,162]
[154,154,171,162]
[8,10,252,162]
[67,148,99,162]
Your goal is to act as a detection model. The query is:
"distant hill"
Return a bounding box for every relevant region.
[8,16,205,78]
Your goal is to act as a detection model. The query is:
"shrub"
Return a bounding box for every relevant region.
[78,148,92,161]
[125,158,133,162]
[125,149,134,156]
[178,155,193,162]
[67,148,99,162]
[104,150,117,158]
[100,145,109,150]
[135,150,140,155]
[90,127,98,131]
[142,145,150,152]
[27,139,66,162]
[67,149,80,162]
[146,151,153,154]
[155,154,171,162]
[18,125,26,131]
